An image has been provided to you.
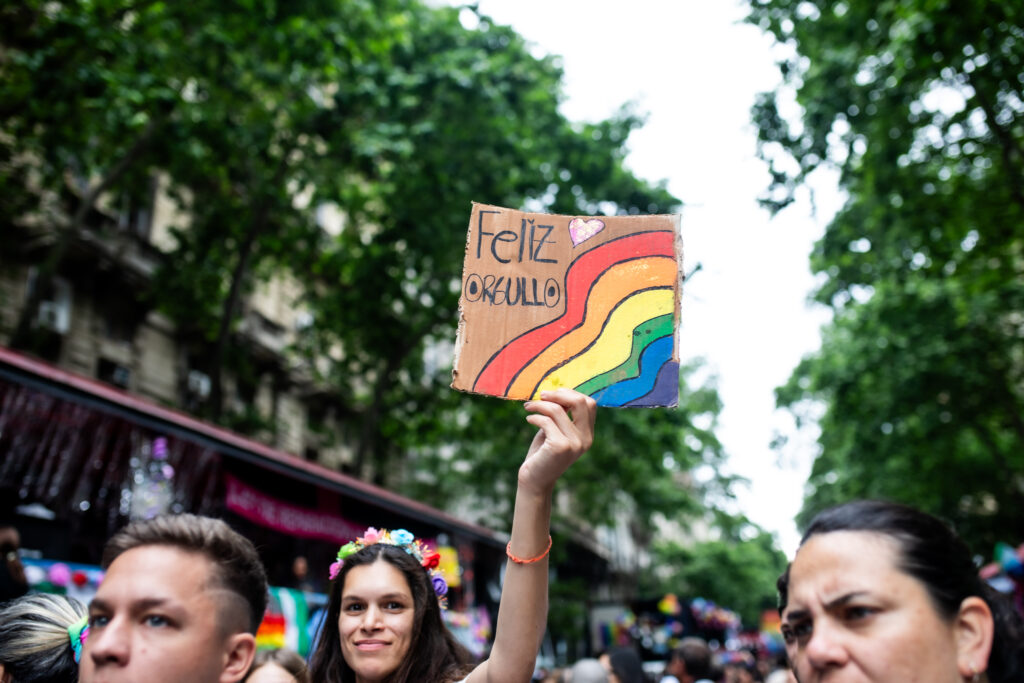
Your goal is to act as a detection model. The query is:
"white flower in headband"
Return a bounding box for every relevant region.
[329,527,448,606]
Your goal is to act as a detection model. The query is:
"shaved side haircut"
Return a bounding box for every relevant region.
[102,514,268,634]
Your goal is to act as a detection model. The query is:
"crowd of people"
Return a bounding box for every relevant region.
[536,638,792,683]
[1,388,1023,682]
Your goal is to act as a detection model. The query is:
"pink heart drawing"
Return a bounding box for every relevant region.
[568,217,605,246]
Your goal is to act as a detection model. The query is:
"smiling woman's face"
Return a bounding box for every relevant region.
[781,530,964,683]
[338,559,415,683]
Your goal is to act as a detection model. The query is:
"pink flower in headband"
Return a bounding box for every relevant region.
[362,527,382,544]
[328,560,344,580]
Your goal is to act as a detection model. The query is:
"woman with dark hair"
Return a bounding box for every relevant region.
[308,389,596,683]
[778,499,1024,683]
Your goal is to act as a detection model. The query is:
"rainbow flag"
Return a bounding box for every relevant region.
[256,587,311,655]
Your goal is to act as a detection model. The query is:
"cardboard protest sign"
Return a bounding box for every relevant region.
[452,203,683,407]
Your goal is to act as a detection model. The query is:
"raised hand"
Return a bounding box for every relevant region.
[520,389,596,496]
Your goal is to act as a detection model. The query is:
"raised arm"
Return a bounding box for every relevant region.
[465,388,596,683]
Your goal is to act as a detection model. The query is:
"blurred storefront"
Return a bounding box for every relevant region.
[0,345,502,656]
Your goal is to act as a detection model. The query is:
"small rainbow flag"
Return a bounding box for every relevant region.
[256,587,311,655]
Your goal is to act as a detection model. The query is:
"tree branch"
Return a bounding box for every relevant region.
[9,115,163,351]
[964,71,1024,211]
[208,146,294,420]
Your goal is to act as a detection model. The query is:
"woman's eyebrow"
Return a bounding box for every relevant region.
[342,592,408,602]
[824,591,870,610]
[784,590,871,622]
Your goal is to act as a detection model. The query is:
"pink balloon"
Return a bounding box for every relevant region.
[48,563,72,587]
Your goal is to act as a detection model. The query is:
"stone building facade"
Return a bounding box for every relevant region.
[0,178,351,470]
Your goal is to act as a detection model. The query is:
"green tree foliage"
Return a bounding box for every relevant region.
[747,0,1024,547]
[1,0,185,348]
[1,1,737,548]
[642,517,787,629]
[407,360,735,533]
[293,4,680,494]
[1,0,400,417]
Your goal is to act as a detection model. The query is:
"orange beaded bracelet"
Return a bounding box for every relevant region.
[506,535,552,564]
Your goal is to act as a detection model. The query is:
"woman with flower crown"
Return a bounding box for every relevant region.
[308,389,596,683]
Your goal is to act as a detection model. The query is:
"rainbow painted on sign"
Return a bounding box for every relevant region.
[471,230,678,407]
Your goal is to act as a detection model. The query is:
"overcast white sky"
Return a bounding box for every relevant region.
[463,0,843,555]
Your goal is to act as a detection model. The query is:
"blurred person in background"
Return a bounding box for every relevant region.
[723,659,762,683]
[569,658,609,683]
[0,489,28,603]
[290,556,314,594]
[599,647,646,683]
[538,667,565,682]
[661,637,714,683]
[763,669,796,683]
[243,648,309,683]
[0,593,88,683]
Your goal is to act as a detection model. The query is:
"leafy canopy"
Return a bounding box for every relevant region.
[747,0,1024,548]
[1,1,737,540]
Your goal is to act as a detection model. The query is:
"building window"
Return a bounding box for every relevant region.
[97,358,132,389]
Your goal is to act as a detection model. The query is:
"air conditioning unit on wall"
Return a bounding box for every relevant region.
[187,370,211,399]
[28,270,72,334]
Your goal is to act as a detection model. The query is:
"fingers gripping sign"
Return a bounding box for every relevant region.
[521,389,597,495]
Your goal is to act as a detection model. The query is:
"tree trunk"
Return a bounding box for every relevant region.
[354,349,407,484]
[965,72,1024,212]
[208,152,292,421]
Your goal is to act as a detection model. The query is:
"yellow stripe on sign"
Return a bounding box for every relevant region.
[529,287,675,397]
[506,257,677,398]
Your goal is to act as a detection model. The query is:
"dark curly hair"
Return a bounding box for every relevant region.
[778,500,1024,683]
[307,543,474,683]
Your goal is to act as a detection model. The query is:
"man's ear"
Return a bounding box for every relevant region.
[220,632,257,683]
[954,596,994,680]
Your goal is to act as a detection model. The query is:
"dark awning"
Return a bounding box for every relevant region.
[0,345,501,548]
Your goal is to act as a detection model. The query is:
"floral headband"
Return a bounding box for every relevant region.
[68,614,89,664]
[330,527,449,608]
